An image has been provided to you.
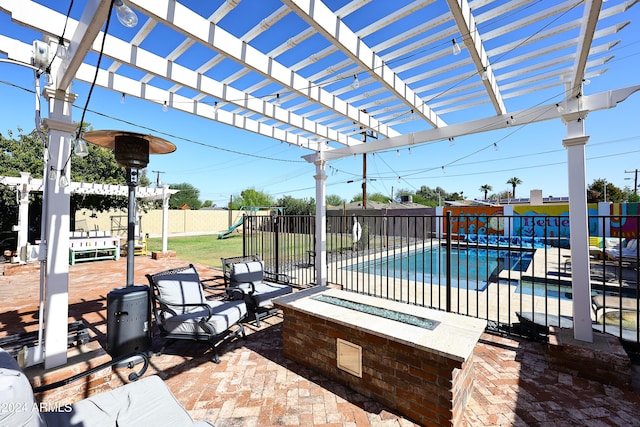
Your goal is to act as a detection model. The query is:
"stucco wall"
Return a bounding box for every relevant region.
[74,208,256,237]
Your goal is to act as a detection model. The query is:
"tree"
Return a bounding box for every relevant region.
[350,192,390,204]
[587,179,624,203]
[230,188,274,210]
[168,183,202,209]
[276,195,315,215]
[0,126,148,236]
[506,177,522,198]
[326,194,345,207]
[479,184,492,200]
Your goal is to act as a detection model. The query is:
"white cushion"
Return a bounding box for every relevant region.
[0,348,43,427]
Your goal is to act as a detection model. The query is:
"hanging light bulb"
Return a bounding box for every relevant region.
[114,0,139,28]
[481,67,488,81]
[213,101,219,113]
[451,39,461,56]
[352,75,360,89]
[162,101,168,112]
[120,93,126,104]
[274,94,281,107]
[74,136,89,158]
[55,37,68,59]
[396,149,400,157]
[48,166,57,181]
[556,103,564,113]
[59,173,69,188]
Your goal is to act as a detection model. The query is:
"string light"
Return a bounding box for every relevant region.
[555,103,564,113]
[451,39,461,56]
[120,93,125,104]
[274,93,281,107]
[59,172,69,188]
[74,136,89,158]
[213,101,219,113]
[448,137,455,146]
[352,75,360,89]
[162,101,168,112]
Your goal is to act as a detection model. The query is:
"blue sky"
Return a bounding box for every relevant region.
[1,1,639,207]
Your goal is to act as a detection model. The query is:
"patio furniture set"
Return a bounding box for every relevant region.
[1,256,292,427]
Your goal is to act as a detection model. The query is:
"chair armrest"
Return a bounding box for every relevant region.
[154,295,216,321]
[33,352,149,393]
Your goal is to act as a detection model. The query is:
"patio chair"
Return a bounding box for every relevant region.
[221,255,293,327]
[0,347,213,426]
[146,264,247,363]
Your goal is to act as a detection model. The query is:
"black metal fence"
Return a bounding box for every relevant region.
[242,213,639,344]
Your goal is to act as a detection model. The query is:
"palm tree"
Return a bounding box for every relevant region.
[507,177,522,198]
[479,184,492,200]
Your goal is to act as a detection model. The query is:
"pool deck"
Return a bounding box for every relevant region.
[2,256,640,426]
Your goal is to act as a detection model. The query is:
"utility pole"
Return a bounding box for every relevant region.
[625,169,638,194]
[152,170,165,187]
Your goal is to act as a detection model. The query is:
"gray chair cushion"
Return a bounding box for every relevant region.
[230,261,264,285]
[162,299,247,336]
[0,348,43,427]
[154,267,206,314]
[250,282,293,307]
[42,375,205,427]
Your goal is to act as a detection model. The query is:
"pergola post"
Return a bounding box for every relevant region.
[41,87,77,368]
[314,153,327,287]
[563,111,593,343]
[15,172,31,264]
[162,185,170,252]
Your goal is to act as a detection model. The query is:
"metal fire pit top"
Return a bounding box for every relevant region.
[312,294,440,330]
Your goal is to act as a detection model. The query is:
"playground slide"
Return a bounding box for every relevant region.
[217,217,244,239]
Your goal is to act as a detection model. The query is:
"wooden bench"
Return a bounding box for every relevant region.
[69,235,121,265]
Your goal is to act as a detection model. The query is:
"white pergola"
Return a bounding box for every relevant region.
[0,173,178,263]
[0,0,639,367]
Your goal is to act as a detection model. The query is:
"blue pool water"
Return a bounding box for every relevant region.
[347,246,534,292]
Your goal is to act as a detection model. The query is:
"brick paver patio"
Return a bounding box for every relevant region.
[1,256,639,426]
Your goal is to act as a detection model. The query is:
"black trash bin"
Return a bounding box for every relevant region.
[106,285,151,358]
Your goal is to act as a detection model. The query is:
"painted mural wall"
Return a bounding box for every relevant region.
[445,203,637,240]
[511,204,598,238]
[445,206,504,236]
[610,203,639,239]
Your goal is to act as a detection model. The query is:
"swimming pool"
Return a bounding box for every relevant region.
[346,246,534,292]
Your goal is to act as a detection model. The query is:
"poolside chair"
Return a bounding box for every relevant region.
[606,239,638,263]
[221,255,293,327]
[146,264,247,363]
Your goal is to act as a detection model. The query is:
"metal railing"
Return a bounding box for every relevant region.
[243,213,639,343]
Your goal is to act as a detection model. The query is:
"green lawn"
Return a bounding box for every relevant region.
[147,234,243,268]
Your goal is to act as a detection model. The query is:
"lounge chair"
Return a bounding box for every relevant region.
[221,255,293,327]
[146,264,247,363]
[591,294,639,321]
[0,348,213,426]
[605,238,638,262]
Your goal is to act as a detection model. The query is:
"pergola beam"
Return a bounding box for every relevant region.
[446,0,505,114]
[306,85,640,162]
[283,0,446,129]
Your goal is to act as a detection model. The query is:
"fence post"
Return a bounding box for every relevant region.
[446,211,452,312]
[274,212,280,275]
